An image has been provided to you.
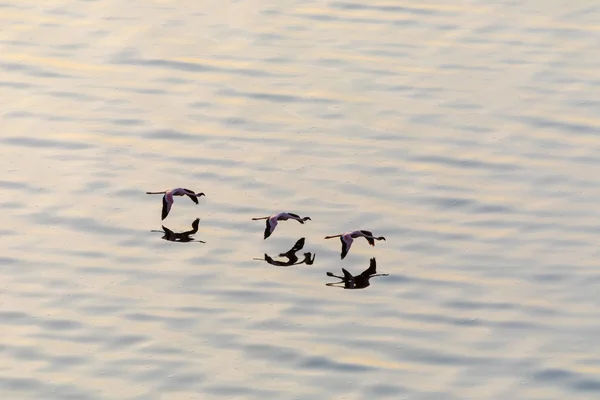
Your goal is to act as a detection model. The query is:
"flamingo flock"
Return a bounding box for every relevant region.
[146,187,389,288]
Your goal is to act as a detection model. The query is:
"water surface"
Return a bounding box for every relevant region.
[2,1,600,399]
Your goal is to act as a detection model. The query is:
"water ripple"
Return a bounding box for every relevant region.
[3,137,92,150]
[1,1,599,399]
[112,50,282,78]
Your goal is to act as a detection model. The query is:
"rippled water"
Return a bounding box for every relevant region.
[2,1,600,399]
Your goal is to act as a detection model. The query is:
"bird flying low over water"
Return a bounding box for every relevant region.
[252,212,311,239]
[146,188,205,220]
[326,258,388,289]
[324,230,386,259]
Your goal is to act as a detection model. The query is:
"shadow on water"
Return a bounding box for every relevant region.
[254,237,316,267]
[151,218,205,243]
[326,258,388,289]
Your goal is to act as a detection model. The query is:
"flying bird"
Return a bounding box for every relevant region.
[252,212,311,239]
[324,230,386,259]
[326,257,388,289]
[146,188,205,220]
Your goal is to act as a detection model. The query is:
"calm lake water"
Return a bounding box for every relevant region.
[2,1,600,399]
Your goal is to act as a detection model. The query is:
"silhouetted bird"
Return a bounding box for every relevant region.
[151,218,205,243]
[254,237,316,266]
[326,258,388,289]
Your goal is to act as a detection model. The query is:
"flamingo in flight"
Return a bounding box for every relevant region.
[146,188,205,220]
[324,230,386,259]
[326,257,388,289]
[252,212,311,239]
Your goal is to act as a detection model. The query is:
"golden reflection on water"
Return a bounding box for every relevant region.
[1,0,600,399]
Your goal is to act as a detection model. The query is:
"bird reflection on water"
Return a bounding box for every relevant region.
[326,258,388,289]
[151,218,205,243]
[254,237,316,267]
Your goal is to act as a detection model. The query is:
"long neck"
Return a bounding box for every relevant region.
[146,191,166,194]
[324,234,342,239]
[252,216,269,220]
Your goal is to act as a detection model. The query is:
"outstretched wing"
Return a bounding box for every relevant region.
[288,237,305,253]
[264,219,273,239]
[286,213,306,224]
[340,236,352,259]
[181,189,199,204]
[182,218,200,236]
[341,268,355,288]
[359,258,377,279]
[342,268,353,280]
[161,225,175,241]
[360,230,375,246]
[161,195,172,220]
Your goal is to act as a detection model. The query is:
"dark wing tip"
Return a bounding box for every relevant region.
[364,258,377,276]
[340,237,349,259]
[290,237,305,252]
[161,196,169,220]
